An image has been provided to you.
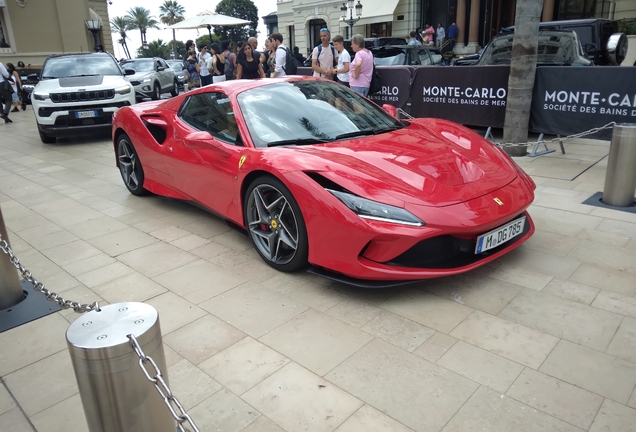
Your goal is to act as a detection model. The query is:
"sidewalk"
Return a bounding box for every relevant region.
[1,112,636,432]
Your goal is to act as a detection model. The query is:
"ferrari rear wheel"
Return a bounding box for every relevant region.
[117,133,148,196]
[245,176,308,272]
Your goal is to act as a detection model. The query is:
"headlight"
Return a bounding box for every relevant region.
[177,74,185,80]
[33,92,49,101]
[115,85,132,95]
[141,78,151,83]
[328,189,424,227]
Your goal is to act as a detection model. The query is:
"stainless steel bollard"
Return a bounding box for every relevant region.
[0,206,24,310]
[66,302,175,432]
[603,124,636,207]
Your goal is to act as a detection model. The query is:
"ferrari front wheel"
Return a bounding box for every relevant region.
[244,176,308,272]
[117,133,148,196]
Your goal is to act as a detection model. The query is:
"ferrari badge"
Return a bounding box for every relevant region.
[493,197,504,206]
[239,155,247,168]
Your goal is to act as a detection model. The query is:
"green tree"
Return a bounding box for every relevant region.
[159,0,186,59]
[126,6,160,46]
[111,16,133,59]
[173,40,187,60]
[196,34,221,50]
[214,0,258,44]
[137,39,171,59]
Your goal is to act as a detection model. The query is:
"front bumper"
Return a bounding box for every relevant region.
[129,82,155,98]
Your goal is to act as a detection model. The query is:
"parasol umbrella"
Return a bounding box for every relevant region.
[168,10,251,45]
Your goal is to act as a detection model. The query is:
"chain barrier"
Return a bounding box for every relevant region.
[0,233,100,313]
[128,334,200,432]
[396,109,616,149]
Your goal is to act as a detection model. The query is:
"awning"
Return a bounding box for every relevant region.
[355,0,400,26]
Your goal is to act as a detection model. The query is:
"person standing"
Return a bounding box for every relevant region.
[248,37,261,63]
[208,43,226,83]
[293,46,305,63]
[349,34,373,96]
[5,63,22,112]
[185,49,200,90]
[331,35,350,87]
[0,61,13,123]
[222,41,236,80]
[408,31,423,46]
[270,33,288,78]
[236,43,266,79]
[311,28,336,79]
[198,45,212,86]
[447,22,458,51]
[424,24,435,46]
[436,23,446,49]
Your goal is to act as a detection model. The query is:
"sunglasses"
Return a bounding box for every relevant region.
[320,27,329,31]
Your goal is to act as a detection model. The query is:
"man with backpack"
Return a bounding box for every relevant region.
[221,40,236,80]
[311,28,337,79]
[270,33,289,78]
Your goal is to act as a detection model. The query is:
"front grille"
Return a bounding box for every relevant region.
[38,101,130,118]
[129,80,141,86]
[385,213,531,269]
[50,90,115,103]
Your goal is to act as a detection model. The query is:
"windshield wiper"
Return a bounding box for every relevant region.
[267,138,330,147]
[334,129,378,140]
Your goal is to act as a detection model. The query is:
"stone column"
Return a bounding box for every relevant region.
[455,0,467,52]
[542,0,555,21]
[466,0,481,53]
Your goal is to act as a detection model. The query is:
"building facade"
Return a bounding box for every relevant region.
[275,0,636,55]
[0,0,113,66]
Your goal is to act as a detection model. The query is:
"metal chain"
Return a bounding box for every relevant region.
[128,335,200,432]
[0,233,100,313]
[396,109,615,149]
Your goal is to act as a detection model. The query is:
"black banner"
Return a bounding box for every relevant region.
[531,67,636,139]
[410,66,510,127]
[366,67,413,109]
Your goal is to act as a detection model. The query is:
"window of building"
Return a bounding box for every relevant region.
[0,8,11,48]
[369,22,392,37]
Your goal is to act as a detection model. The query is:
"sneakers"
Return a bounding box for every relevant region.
[11,107,19,112]
[1,114,12,123]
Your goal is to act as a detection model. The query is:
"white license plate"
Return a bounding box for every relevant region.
[75,110,97,118]
[475,216,526,254]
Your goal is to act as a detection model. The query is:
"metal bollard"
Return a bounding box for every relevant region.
[0,207,24,310]
[603,124,636,207]
[66,302,175,432]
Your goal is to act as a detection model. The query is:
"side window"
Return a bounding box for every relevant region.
[179,92,241,145]
[160,60,168,69]
[155,60,162,70]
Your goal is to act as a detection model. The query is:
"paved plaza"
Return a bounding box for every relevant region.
[1,110,636,432]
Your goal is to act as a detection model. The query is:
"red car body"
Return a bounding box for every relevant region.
[112,77,535,286]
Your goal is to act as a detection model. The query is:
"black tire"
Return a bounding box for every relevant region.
[116,133,148,196]
[38,125,56,144]
[244,176,308,272]
[170,80,178,97]
[151,83,161,100]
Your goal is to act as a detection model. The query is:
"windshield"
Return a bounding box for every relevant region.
[167,61,183,73]
[237,81,404,148]
[479,31,587,65]
[41,55,121,79]
[373,50,406,66]
[121,60,155,73]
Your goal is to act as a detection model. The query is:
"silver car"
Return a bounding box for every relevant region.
[122,57,178,101]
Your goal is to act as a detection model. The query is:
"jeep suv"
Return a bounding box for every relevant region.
[121,58,178,101]
[32,52,136,144]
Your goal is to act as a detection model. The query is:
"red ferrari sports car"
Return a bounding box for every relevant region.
[112,76,535,287]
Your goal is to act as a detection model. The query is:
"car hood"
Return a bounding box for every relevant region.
[34,75,128,92]
[279,119,517,207]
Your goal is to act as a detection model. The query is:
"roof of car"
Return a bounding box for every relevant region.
[47,52,113,59]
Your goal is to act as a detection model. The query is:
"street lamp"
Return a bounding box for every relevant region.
[85,19,102,52]
[340,0,363,38]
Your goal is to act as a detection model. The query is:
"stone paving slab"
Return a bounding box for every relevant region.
[1,114,636,431]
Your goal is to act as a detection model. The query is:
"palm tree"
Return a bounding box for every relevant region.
[110,16,133,59]
[126,6,160,47]
[159,0,186,59]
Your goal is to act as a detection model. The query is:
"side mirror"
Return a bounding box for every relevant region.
[125,68,135,75]
[382,104,397,118]
[157,66,166,71]
[184,131,231,156]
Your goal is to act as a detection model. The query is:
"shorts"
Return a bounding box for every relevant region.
[350,86,369,97]
[11,92,19,103]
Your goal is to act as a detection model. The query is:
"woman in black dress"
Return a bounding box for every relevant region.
[236,43,266,79]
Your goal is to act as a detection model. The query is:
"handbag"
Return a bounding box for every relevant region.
[369,65,381,95]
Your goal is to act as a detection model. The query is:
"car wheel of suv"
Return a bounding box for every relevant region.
[152,83,161,100]
[117,133,148,196]
[37,124,56,144]
[170,80,178,97]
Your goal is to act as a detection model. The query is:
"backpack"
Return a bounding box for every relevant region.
[369,64,382,95]
[278,47,300,75]
[223,51,234,80]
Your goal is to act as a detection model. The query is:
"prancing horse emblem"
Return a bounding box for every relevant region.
[493,197,504,206]
[239,155,247,168]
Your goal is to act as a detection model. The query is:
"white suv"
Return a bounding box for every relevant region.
[32,52,136,143]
